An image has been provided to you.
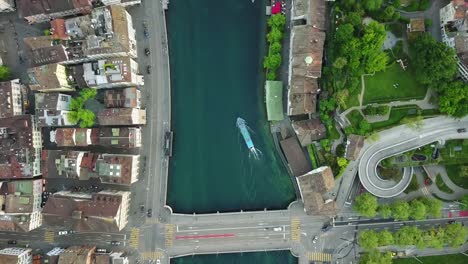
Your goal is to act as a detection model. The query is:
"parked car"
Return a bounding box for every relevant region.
[147,209,153,218]
[146,66,152,74]
[58,230,68,236]
[110,241,121,246]
[457,128,466,133]
[145,48,150,56]
[312,236,318,244]
[321,224,332,232]
[7,240,17,245]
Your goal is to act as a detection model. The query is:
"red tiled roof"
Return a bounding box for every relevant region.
[50,19,69,40]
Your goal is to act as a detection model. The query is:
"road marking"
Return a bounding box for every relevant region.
[176,224,290,233]
[129,228,140,249]
[307,252,332,262]
[165,224,175,248]
[44,231,55,243]
[291,218,301,242]
[141,251,164,260]
[145,218,159,225]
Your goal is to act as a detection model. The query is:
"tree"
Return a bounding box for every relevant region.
[263,54,282,70]
[359,250,392,264]
[438,80,468,117]
[409,199,427,220]
[410,33,457,87]
[378,204,392,219]
[0,65,11,81]
[80,88,97,101]
[392,0,401,8]
[392,200,410,220]
[68,109,96,128]
[267,14,286,29]
[401,115,423,130]
[357,119,372,135]
[353,193,379,217]
[425,227,445,249]
[382,6,395,21]
[270,42,282,54]
[333,57,348,69]
[320,139,331,152]
[337,157,349,168]
[345,12,362,27]
[334,89,349,108]
[368,132,380,142]
[460,194,468,210]
[359,230,379,249]
[394,226,422,246]
[361,22,388,74]
[361,0,383,11]
[378,230,394,246]
[421,197,442,218]
[444,223,467,247]
[266,71,276,81]
[267,27,283,43]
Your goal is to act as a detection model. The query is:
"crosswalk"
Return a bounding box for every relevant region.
[165,224,174,248]
[141,251,164,260]
[421,186,431,196]
[44,231,55,243]
[129,228,140,249]
[145,218,159,225]
[307,252,332,262]
[291,218,301,241]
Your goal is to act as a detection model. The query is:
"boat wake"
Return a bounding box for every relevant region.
[236,117,262,160]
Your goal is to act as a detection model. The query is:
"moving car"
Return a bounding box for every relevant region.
[110,241,121,246]
[68,230,77,234]
[7,240,17,245]
[457,128,466,133]
[140,204,145,213]
[312,236,318,243]
[147,209,153,218]
[273,227,282,231]
[58,230,68,236]
[145,48,150,56]
[96,248,107,253]
[146,66,152,74]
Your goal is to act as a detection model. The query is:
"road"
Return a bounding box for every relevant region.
[359,116,468,198]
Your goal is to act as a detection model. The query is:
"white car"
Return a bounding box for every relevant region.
[58,231,68,236]
[156,259,161,264]
[273,227,283,232]
[312,235,318,243]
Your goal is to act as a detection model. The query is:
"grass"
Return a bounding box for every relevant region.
[446,165,468,189]
[363,63,427,104]
[328,124,340,140]
[346,110,364,128]
[439,140,468,165]
[344,92,360,109]
[370,106,419,130]
[404,174,419,194]
[435,174,454,194]
[307,144,318,169]
[393,252,468,264]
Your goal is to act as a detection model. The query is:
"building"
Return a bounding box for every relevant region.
[44,247,64,264]
[344,134,365,160]
[23,36,70,67]
[291,0,327,30]
[17,0,94,24]
[440,1,468,81]
[0,79,24,118]
[104,87,141,108]
[43,190,131,232]
[292,117,326,146]
[280,137,312,176]
[76,57,143,88]
[0,0,14,12]
[27,64,74,92]
[97,108,146,126]
[96,252,129,264]
[42,150,140,185]
[0,179,43,232]
[407,17,425,33]
[0,115,42,179]
[288,26,325,116]
[52,127,142,148]
[0,247,32,264]
[35,93,76,127]
[296,166,336,216]
[55,5,137,64]
[57,245,95,264]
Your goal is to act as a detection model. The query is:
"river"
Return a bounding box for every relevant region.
[166,0,295,214]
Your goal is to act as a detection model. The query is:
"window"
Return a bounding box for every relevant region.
[60,95,69,102]
[111,139,119,145]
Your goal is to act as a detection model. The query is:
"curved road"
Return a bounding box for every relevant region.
[359,116,468,198]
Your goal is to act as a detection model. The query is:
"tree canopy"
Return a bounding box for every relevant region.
[353,193,378,217]
[444,223,467,247]
[409,199,427,220]
[267,14,286,28]
[0,65,11,81]
[392,200,410,220]
[410,33,457,87]
[69,88,97,128]
[438,80,468,117]
[359,230,379,250]
[378,204,392,219]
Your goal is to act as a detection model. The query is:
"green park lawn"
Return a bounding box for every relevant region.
[393,252,468,264]
[363,63,427,104]
[446,165,468,189]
